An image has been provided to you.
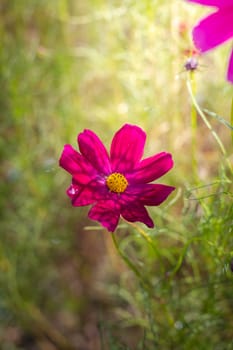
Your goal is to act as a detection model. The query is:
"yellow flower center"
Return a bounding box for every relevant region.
[106,172,128,193]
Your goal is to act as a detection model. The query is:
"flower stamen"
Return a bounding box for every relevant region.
[106,172,128,193]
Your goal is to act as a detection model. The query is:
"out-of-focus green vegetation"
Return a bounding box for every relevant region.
[1,0,232,349]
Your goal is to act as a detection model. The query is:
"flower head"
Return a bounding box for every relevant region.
[187,0,233,83]
[184,56,199,71]
[59,124,175,232]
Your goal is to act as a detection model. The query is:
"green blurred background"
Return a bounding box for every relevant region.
[1,0,232,349]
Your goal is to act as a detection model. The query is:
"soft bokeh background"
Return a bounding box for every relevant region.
[1,0,232,349]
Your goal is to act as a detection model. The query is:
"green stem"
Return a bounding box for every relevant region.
[111,233,153,292]
[231,96,233,145]
[129,223,158,251]
[187,79,232,174]
[128,222,164,267]
[189,72,198,182]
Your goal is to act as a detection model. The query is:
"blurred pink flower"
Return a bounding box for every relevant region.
[59,124,175,232]
[187,0,233,83]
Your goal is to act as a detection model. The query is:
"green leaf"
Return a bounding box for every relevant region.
[203,109,233,131]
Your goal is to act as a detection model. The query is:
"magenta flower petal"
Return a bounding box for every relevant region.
[110,124,146,173]
[72,180,110,207]
[59,145,83,174]
[124,183,176,206]
[192,9,233,52]
[187,0,233,7]
[88,200,120,232]
[59,145,98,184]
[78,129,111,175]
[121,203,154,228]
[227,48,233,83]
[127,152,173,184]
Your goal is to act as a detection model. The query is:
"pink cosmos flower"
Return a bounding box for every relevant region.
[187,0,233,83]
[59,124,175,232]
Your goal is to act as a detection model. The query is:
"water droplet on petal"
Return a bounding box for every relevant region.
[67,185,79,197]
